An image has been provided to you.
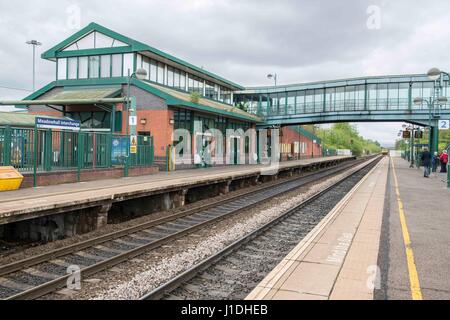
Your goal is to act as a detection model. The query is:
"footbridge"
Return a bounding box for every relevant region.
[236,74,450,125]
[235,73,450,153]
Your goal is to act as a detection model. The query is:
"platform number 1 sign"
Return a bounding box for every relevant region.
[439,120,450,130]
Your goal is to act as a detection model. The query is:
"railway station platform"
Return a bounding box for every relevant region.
[247,156,450,300]
[0,156,352,241]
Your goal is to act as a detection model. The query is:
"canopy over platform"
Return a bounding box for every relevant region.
[46,86,122,101]
[0,112,73,127]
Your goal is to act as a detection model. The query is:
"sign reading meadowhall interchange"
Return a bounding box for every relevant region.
[35,117,81,131]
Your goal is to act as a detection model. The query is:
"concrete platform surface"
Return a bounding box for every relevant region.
[246,157,389,300]
[376,157,450,300]
[0,156,350,225]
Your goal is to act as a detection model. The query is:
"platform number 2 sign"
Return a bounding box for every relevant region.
[439,120,450,130]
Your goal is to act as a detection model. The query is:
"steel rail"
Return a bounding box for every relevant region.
[2,156,375,300]
[0,158,360,277]
[140,156,382,300]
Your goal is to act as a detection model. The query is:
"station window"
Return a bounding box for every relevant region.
[220,86,232,104]
[89,56,100,78]
[188,74,204,94]
[111,54,123,77]
[157,62,165,84]
[57,58,67,80]
[142,56,150,81]
[78,57,88,79]
[174,109,192,131]
[149,59,157,82]
[122,53,134,77]
[167,67,175,87]
[67,57,77,79]
[100,55,111,78]
[205,81,218,100]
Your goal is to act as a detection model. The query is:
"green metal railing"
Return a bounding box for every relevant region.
[0,127,155,184]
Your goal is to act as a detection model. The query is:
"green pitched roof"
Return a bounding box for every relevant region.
[147,82,262,123]
[47,86,122,100]
[42,22,245,90]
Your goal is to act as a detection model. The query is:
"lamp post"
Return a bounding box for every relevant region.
[267,74,278,86]
[26,40,42,92]
[427,68,450,188]
[124,68,148,177]
[402,124,416,168]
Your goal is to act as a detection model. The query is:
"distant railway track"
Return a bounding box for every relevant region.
[0,156,376,300]
[141,157,381,300]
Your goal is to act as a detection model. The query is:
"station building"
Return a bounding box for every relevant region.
[13,22,321,171]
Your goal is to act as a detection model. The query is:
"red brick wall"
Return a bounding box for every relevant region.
[21,166,159,189]
[123,109,174,158]
[280,127,323,160]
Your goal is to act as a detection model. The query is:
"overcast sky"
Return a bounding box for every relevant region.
[1,0,450,147]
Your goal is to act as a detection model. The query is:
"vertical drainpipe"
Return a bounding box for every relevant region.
[109,104,116,168]
[33,126,38,187]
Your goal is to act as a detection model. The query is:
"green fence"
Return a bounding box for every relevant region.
[0,126,154,175]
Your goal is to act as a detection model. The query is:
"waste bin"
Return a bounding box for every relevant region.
[0,166,24,191]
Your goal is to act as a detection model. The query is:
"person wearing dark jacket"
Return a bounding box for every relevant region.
[421,148,431,178]
[432,152,440,174]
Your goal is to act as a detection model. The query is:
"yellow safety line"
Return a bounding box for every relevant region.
[390,158,423,300]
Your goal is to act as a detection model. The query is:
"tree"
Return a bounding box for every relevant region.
[315,123,382,156]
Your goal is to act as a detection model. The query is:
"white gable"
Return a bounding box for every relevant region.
[62,31,128,51]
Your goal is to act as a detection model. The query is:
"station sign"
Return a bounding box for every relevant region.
[129,116,138,126]
[35,117,81,131]
[130,135,138,154]
[439,120,450,130]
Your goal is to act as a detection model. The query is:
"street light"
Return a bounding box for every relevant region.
[426,67,450,187]
[427,68,442,81]
[124,68,148,177]
[126,67,148,132]
[402,124,417,167]
[26,40,42,92]
[267,74,278,86]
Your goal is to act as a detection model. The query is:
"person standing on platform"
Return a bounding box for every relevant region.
[421,148,431,178]
[440,150,448,173]
[432,152,440,175]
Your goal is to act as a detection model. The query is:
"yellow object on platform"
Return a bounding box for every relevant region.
[0,167,24,191]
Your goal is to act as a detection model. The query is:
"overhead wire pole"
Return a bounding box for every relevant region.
[26,40,42,92]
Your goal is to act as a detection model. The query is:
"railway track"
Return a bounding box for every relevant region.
[0,157,374,300]
[141,156,382,300]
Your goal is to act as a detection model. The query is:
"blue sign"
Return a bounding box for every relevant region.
[35,117,81,131]
[111,137,128,165]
